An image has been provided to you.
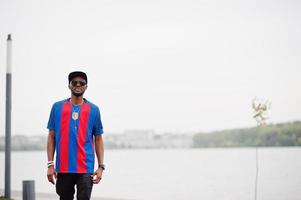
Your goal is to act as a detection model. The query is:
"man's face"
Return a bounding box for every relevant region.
[69,77,87,97]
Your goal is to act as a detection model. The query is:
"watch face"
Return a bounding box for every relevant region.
[99,164,105,170]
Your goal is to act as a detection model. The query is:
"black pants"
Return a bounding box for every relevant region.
[56,173,93,200]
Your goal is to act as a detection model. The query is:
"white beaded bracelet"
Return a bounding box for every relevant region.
[47,161,54,168]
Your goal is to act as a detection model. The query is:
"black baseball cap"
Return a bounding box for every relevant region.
[68,71,88,84]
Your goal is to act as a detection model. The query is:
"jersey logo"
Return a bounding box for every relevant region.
[72,111,79,120]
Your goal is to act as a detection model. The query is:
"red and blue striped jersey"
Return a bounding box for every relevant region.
[47,98,103,173]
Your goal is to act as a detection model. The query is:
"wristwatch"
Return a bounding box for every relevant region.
[98,163,106,170]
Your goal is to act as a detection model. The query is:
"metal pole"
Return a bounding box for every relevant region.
[5,34,12,199]
[254,124,259,200]
[22,180,35,200]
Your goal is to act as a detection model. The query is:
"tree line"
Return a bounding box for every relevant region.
[193,121,301,147]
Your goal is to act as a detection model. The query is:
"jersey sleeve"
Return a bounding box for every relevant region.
[93,107,104,136]
[47,104,55,131]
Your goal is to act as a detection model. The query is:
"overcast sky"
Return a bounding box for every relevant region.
[0,0,300,135]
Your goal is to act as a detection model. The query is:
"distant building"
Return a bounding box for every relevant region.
[0,130,194,151]
[103,130,193,149]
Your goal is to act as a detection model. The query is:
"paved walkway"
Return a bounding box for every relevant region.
[0,190,130,200]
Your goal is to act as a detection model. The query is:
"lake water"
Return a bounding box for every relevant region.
[0,148,300,200]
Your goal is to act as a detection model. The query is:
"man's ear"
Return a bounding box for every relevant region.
[68,84,71,90]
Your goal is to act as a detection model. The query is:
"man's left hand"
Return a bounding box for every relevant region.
[91,168,103,184]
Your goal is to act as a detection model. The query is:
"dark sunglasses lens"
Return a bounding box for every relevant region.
[71,81,86,86]
[79,81,86,86]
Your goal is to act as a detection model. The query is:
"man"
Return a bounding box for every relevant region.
[47,71,105,200]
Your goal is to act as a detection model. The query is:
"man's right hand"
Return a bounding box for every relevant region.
[47,166,57,184]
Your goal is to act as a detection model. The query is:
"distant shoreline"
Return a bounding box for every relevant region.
[0,146,300,152]
[1,121,300,150]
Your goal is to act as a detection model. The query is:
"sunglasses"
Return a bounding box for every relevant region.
[70,80,87,87]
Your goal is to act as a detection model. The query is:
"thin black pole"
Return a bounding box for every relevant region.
[5,34,12,199]
[255,144,259,200]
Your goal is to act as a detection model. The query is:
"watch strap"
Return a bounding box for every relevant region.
[98,163,106,170]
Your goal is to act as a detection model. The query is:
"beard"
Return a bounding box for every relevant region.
[72,91,84,97]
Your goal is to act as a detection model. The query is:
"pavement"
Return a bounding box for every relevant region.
[0,190,130,200]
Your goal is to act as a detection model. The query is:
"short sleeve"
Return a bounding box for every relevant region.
[47,104,55,131]
[93,107,104,136]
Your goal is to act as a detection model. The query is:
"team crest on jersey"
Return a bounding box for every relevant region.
[72,112,79,120]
